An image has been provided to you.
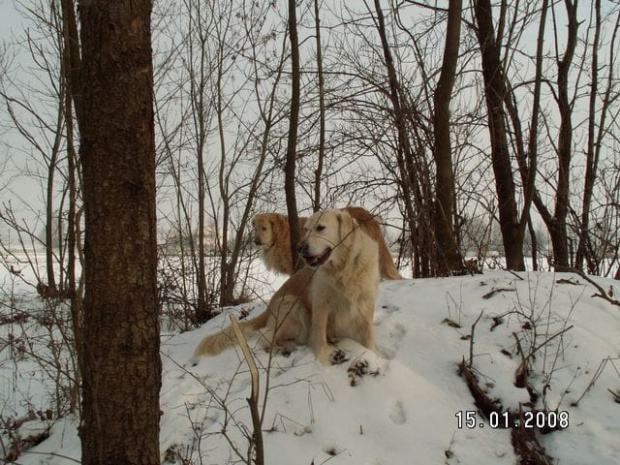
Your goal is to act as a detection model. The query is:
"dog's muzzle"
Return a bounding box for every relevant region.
[298,242,332,268]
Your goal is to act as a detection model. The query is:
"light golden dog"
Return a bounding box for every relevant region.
[194,209,380,365]
[252,206,400,279]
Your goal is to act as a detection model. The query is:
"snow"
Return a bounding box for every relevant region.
[2,265,619,464]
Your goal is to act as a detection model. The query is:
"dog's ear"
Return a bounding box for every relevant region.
[336,210,356,242]
[271,214,289,242]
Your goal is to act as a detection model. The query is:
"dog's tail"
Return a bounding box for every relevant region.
[379,240,401,280]
[193,311,270,358]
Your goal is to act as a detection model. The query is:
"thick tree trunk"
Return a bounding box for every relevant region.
[433,0,463,275]
[79,0,161,463]
[473,0,525,271]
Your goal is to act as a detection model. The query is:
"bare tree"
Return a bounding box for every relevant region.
[0,1,68,294]
[60,0,84,391]
[154,0,289,318]
[531,0,578,270]
[575,0,620,274]
[368,0,436,277]
[433,0,464,274]
[79,0,161,462]
[285,0,303,272]
[472,0,526,271]
[312,0,327,212]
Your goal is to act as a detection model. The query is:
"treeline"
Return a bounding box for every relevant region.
[1,0,619,314]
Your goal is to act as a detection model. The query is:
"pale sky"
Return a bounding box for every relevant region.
[0,1,22,41]
[1,1,40,241]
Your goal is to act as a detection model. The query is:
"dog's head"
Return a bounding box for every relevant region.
[252,212,292,249]
[297,209,357,268]
[252,213,276,248]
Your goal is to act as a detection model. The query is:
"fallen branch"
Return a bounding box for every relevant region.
[482,287,515,299]
[458,359,502,419]
[511,410,554,465]
[230,315,264,465]
[458,361,555,465]
[565,268,620,308]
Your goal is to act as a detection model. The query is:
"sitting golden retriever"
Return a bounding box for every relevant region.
[253,206,400,279]
[194,209,380,365]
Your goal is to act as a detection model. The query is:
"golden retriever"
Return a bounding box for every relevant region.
[194,209,380,366]
[252,206,400,279]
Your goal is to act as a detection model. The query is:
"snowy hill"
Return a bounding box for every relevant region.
[9,270,620,464]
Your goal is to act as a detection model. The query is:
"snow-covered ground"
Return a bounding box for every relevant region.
[1,262,619,464]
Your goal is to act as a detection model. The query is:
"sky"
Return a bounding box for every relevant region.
[0,1,31,236]
[0,1,22,42]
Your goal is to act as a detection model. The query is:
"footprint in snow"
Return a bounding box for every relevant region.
[374,303,400,325]
[383,304,400,314]
[389,401,406,425]
[376,321,407,361]
[388,322,407,341]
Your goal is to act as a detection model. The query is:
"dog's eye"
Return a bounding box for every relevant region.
[316,225,326,232]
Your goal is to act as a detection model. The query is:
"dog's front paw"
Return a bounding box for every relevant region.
[347,358,380,386]
[330,348,349,365]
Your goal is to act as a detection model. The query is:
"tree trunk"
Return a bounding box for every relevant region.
[194,4,210,323]
[285,0,302,272]
[576,0,601,272]
[61,0,83,124]
[61,0,82,412]
[45,146,59,295]
[529,0,578,271]
[372,0,435,277]
[78,0,161,463]
[433,0,463,275]
[551,0,578,269]
[473,0,525,271]
[313,0,326,213]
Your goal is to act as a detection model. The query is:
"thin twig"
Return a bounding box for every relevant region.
[469,311,484,367]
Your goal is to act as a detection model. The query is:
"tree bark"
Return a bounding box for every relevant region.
[313,0,326,213]
[285,0,302,272]
[61,0,82,412]
[473,0,525,271]
[550,0,578,269]
[78,0,161,463]
[527,0,578,271]
[433,0,463,274]
[576,0,601,272]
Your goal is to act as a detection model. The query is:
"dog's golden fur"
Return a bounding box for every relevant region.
[252,213,306,276]
[194,209,380,365]
[252,206,400,279]
[193,267,314,357]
